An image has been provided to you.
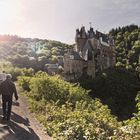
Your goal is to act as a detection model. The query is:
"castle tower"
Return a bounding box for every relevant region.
[75,26,87,52]
[88,27,95,38]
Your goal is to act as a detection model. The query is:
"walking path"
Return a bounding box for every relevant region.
[0,95,52,140]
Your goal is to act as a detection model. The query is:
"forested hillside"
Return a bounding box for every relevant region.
[78,25,140,121]
[109,24,140,76]
[0,35,71,71]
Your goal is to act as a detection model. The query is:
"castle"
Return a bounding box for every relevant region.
[64,26,116,80]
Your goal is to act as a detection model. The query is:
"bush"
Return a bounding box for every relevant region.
[6,67,23,81]
[28,72,90,105]
[0,61,35,81]
[18,76,31,91]
[21,68,34,76]
[122,91,140,138]
[29,99,125,140]
[18,71,140,139]
[80,68,140,120]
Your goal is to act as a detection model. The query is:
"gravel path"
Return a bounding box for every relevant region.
[0,95,52,140]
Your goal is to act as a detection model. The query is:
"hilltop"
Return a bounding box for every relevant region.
[0,35,71,71]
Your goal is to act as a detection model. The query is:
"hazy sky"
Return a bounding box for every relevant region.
[0,0,140,44]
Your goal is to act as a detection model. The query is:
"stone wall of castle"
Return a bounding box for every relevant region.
[63,26,116,80]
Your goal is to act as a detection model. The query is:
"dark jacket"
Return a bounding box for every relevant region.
[0,79,18,100]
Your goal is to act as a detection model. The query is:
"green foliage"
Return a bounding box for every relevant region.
[0,61,34,81]
[42,101,123,140]
[79,68,140,120]
[0,62,22,81]
[106,25,140,121]
[7,67,23,81]
[21,68,34,76]
[26,72,90,105]
[109,25,140,77]
[18,72,140,139]
[136,92,140,118]
[18,76,31,91]
[122,91,140,138]
[0,35,71,71]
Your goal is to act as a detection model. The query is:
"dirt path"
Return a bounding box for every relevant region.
[0,94,52,140]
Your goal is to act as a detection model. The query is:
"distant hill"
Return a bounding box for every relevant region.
[0,35,71,71]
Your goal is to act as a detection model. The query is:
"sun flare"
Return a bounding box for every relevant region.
[0,0,21,33]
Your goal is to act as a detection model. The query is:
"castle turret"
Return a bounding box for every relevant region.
[75,26,87,52]
[80,26,87,38]
[88,27,95,38]
[75,28,80,42]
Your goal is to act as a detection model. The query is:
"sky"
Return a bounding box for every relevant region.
[0,0,140,44]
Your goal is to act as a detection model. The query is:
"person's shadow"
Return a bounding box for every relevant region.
[0,108,40,140]
[11,111,30,127]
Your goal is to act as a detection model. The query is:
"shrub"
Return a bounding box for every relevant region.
[28,72,90,105]
[18,71,140,139]
[21,68,34,76]
[29,99,134,140]
[6,67,23,81]
[122,91,140,138]
[18,76,31,91]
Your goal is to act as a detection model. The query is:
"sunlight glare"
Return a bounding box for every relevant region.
[0,0,21,33]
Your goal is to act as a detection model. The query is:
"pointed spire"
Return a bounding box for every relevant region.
[89,22,92,28]
[88,22,94,38]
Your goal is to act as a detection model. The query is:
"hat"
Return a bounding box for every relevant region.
[6,74,12,79]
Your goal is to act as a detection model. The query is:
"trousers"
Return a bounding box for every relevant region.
[2,95,12,120]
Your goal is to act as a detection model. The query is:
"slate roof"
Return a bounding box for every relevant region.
[81,40,93,61]
[71,51,83,60]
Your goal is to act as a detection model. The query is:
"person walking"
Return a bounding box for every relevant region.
[0,74,18,121]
